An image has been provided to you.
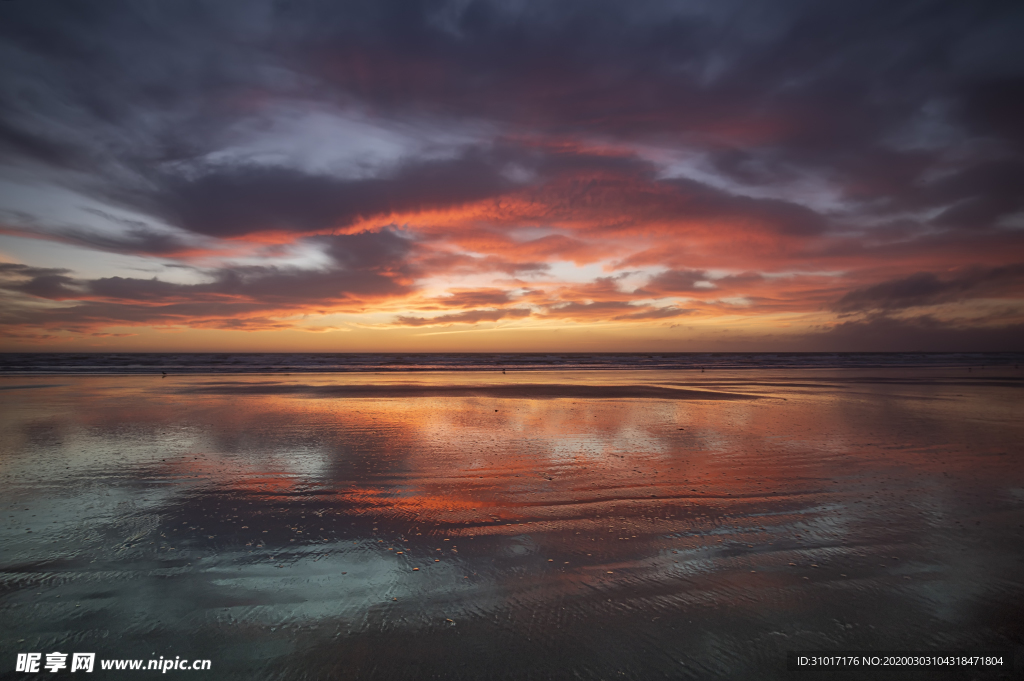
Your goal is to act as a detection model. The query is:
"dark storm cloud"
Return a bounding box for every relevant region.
[142,142,682,239]
[87,277,190,302]
[2,0,1020,243]
[82,231,417,304]
[3,0,1021,200]
[961,77,1024,148]
[0,230,418,330]
[649,178,828,236]
[152,153,512,237]
[0,118,84,168]
[0,0,278,172]
[290,0,944,138]
[283,0,1024,200]
[0,263,70,280]
[503,163,830,240]
[806,315,1024,353]
[315,230,416,271]
[834,263,1024,312]
[1,229,417,307]
[0,263,79,299]
[925,160,1024,230]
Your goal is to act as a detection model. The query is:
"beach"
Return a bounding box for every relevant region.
[1,367,1021,679]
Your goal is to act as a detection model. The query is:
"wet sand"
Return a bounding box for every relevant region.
[1,369,1022,679]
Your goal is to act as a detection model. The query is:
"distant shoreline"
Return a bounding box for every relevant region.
[1,351,1021,375]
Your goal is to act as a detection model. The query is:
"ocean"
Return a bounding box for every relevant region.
[2,351,1022,374]
[1,356,1021,679]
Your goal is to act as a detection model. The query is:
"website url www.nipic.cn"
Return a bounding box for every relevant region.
[16,652,211,673]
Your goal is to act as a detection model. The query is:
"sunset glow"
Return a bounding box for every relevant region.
[1,1,1022,351]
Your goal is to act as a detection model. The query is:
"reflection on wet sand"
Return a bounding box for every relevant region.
[1,370,1022,679]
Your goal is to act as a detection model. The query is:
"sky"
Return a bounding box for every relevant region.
[1,0,1023,352]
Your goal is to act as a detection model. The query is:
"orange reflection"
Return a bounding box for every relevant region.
[8,369,1017,560]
